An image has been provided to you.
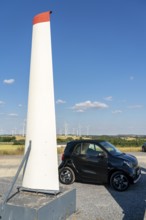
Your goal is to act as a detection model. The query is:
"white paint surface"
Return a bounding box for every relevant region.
[22,19,59,191]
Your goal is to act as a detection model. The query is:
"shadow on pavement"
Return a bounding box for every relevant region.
[106,166,146,220]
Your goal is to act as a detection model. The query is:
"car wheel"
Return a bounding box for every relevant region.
[59,167,75,185]
[110,171,129,191]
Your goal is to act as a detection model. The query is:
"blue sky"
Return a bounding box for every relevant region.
[0,0,146,135]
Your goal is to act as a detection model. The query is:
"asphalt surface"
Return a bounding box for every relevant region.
[0,152,145,220]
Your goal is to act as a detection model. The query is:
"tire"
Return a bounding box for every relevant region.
[110,171,129,191]
[59,167,75,185]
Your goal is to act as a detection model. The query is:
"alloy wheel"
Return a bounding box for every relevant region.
[110,172,129,191]
[59,167,75,184]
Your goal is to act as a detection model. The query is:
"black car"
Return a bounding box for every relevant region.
[142,142,146,152]
[59,140,141,191]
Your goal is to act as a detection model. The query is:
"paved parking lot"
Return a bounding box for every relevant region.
[0,152,145,220]
[66,152,146,220]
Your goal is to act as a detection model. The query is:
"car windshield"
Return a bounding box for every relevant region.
[100,141,123,156]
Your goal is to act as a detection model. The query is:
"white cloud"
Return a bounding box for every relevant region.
[56,99,66,104]
[72,100,108,112]
[104,96,113,101]
[8,113,18,117]
[18,104,22,107]
[112,110,122,114]
[3,79,15,84]
[127,105,143,109]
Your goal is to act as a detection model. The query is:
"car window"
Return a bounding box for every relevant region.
[86,143,104,156]
[74,143,94,155]
[73,142,104,156]
[65,142,74,154]
[100,141,122,156]
[95,144,104,153]
[86,148,98,156]
[88,143,95,150]
[81,143,90,154]
[73,144,81,155]
[73,143,89,155]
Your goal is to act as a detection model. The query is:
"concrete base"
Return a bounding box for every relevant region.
[0,188,76,220]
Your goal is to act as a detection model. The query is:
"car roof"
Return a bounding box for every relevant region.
[67,139,105,144]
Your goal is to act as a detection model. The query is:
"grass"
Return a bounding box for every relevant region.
[0,145,24,155]
[57,146,141,154]
[118,146,141,152]
[0,144,141,155]
[0,144,65,155]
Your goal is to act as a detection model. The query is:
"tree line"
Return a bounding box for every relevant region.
[0,135,145,147]
[57,135,146,147]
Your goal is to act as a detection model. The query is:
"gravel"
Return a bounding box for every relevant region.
[66,152,146,220]
[0,152,145,220]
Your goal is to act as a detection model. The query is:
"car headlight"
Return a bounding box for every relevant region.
[123,161,133,168]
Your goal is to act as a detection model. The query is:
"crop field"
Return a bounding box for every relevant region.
[118,146,141,152]
[0,145,24,155]
[0,134,144,155]
[0,144,142,156]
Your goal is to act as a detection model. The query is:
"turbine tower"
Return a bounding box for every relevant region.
[22,11,59,193]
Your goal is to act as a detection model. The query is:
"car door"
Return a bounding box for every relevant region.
[72,142,108,183]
